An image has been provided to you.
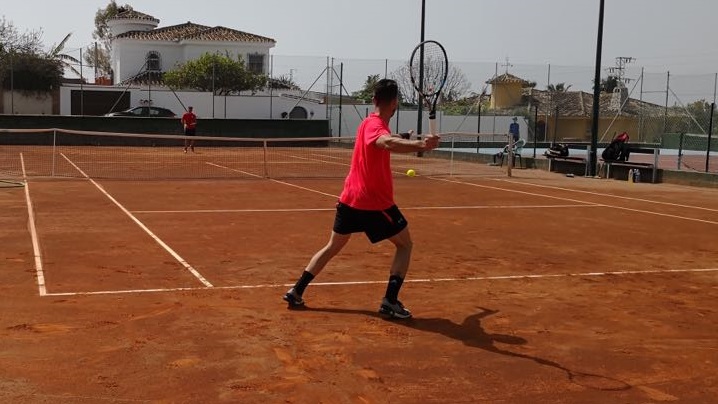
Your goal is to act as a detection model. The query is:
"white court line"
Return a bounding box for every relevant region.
[206,162,262,178]
[73,161,322,165]
[270,179,338,198]
[289,153,425,179]
[61,153,213,288]
[136,208,336,214]
[435,177,718,226]
[132,204,601,214]
[42,267,718,297]
[262,156,718,224]
[308,153,346,160]
[207,161,339,199]
[73,161,186,164]
[432,177,604,206]
[491,178,718,213]
[20,153,47,296]
[214,155,716,225]
[288,154,350,169]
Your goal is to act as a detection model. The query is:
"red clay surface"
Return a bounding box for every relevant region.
[1,169,717,403]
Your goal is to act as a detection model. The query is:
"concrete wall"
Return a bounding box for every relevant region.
[108,20,158,38]
[60,85,322,119]
[491,82,523,109]
[114,41,184,83]
[2,91,56,115]
[660,170,718,188]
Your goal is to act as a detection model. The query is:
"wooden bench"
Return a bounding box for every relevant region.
[545,143,591,176]
[601,146,660,183]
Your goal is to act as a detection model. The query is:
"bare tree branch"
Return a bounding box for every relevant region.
[390,60,470,105]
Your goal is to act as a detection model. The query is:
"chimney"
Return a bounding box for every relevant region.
[610,84,628,112]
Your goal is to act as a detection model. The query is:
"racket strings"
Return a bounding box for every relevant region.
[410,43,447,97]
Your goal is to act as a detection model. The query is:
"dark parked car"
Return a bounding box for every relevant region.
[105,106,176,117]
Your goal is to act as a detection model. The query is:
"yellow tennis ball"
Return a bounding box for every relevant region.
[406,169,416,177]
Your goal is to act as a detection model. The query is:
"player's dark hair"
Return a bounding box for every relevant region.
[373,79,399,105]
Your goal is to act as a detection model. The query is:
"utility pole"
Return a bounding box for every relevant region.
[94,42,99,80]
[606,56,634,111]
[589,0,606,177]
[606,56,635,87]
[416,0,426,149]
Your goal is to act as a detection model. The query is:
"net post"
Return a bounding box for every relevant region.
[449,134,455,177]
[707,103,715,173]
[677,132,684,170]
[476,101,481,154]
[533,105,538,159]
[51,129,57,177]
[507,132,513,178]
[263,140,269,178]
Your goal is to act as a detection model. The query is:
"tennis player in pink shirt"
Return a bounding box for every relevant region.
[284,79,440,318]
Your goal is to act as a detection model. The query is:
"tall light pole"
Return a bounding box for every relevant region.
[416,0,426,137]
[589,0,606,177]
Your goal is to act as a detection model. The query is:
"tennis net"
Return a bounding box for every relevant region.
[0,128,513,180]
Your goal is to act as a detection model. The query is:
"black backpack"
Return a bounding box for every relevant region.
[545,144,569,157]
[602,132,630,161]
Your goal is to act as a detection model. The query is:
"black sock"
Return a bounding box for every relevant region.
[384,275,404,304]
[293,271,315,296]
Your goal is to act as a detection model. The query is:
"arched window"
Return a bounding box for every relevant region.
[289,106,308,119]
[146,51,161,71]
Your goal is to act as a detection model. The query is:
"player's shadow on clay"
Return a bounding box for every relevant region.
[303,306,631,392]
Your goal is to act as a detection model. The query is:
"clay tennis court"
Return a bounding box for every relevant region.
[1,146,717,403]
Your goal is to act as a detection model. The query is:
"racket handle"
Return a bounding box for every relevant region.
[429,118,437,135]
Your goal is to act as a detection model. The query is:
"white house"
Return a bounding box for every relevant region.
[108,10,276,85]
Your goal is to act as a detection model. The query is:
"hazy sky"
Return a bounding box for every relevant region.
[4,0,718,96]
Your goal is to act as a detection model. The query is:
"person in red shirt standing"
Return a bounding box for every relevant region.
[283,79,440,319]
[181,106,197,153]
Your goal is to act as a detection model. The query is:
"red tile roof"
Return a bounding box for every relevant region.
[487,73,532,86]
[527,89,666,117]
[115,22,275,44]
[109,10,160,24]
[183,26,275,43]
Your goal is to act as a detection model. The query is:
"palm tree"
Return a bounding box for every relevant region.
[46,33,81,77]
[546,83,572,93]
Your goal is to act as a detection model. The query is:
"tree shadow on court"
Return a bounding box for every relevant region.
[302,306,631,391]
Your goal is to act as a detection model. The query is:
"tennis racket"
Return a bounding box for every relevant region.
[409,40,449,137]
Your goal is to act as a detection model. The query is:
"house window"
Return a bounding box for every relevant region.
[146,51,161,71]
[248,53,265,74]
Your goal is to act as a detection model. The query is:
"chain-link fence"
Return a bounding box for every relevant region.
[278,57,715,173]
[3,50,716,173]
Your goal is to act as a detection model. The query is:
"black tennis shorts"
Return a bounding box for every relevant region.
[184,127,196,136]
[333,202,408,243]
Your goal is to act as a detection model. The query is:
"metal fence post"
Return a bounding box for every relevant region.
[263,140,269,178]
[707,103,715,173]
[51,129,57,177]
